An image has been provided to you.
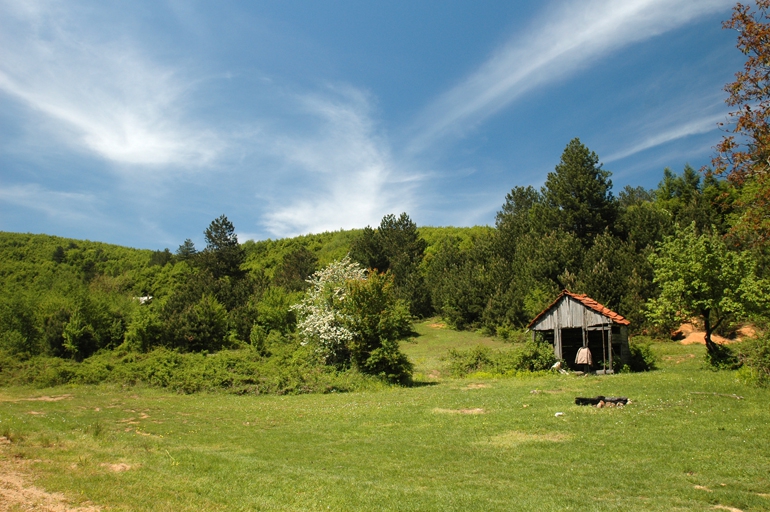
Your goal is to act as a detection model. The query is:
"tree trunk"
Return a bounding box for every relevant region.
[703,310,719,355]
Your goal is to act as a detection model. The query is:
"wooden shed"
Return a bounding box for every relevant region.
[527,290,630,373]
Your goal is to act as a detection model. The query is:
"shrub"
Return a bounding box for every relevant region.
[737,336,770,386]
[627,340,657,372]
[447,340,556,377]
[447,346,494,376]
[0,343,384,395]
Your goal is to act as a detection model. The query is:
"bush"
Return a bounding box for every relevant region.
[737,336,770,386]
[0,341,386,395]
[627,340,657,372]
[447,340,557,377]
[447,346,494,376]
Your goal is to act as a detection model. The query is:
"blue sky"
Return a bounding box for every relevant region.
[0,0,742,249]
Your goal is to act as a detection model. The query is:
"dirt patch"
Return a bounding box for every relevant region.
[676,323,757,345]
[484,430,570,447]
[22,394,73,402]
[663,354,696,364]
[713,506,743,512]
[530,389,564,394]
[100,463,132,472]
[680,331,734,345]
[428,322,447,329]
[464,383,490,390]
[432,408,486,415]
[428,370,441,379]
[694,485,713,492]
[0,394,74,404]
[0,452,100,511]
[27,411,46,415]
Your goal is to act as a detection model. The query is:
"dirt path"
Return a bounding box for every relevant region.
[0,438,100,512]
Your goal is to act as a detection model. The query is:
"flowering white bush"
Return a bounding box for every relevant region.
[291,256,367,363]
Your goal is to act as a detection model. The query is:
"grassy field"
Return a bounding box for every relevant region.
[1,321,769,511]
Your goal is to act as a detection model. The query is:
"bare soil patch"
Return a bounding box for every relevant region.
[676,323,758,345]
[22,394,73,402]
[0,445,100,512]
[0,394,74,404]
[663,353,696,364]
[100,463,133,472]
[484,430,570,447]
[464,383,490,390]
[432,407,486,415]
[428,322,447,329]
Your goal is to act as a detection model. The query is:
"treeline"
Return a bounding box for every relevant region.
[0,138,766,386]
[424,139,739,335]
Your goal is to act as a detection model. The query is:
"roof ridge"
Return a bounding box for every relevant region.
[527,289,630,328]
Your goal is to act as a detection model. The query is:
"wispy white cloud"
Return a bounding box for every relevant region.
[604,112,726,163]
[0,183,103,223]
[258,86,418,237]
[0,0,224,167]
[409,0,734,153]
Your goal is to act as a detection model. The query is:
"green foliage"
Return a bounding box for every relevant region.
[626,340,658,372]
[124,304,163,352]
[200,215,245,279]
[272,246,318,291]
[737,335,770,386]
[0,343,376,395]
[350,213,431,317]
[541,138,617,242]
[647,222,767,355]
[175,239,197,261]
[254,286,300,335]
[344,272,414,383]
[447,339,557,377]
[447,345,494,376]
[425,233,494,329]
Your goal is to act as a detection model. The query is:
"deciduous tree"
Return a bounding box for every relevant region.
[647,223,766,356]
[715,0,770,245]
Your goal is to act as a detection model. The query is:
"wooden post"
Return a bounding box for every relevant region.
[554,305,562,359]
[601,321,607,372]
[608,323,613,371]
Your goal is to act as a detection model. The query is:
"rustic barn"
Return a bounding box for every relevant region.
[527,290,630,373]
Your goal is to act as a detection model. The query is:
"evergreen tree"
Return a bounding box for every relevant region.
[201,215,244,279]
[350,213,431,317]
[273,246,318,291]
[176,239,197,261]
[542,138,617,242]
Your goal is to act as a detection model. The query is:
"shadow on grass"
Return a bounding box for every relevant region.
[407,380,439,388]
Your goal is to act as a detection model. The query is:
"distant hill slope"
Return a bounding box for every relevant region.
[0,225,489,298]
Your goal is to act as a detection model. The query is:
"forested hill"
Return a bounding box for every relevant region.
[0,225,484,360]
[0,138,763,369]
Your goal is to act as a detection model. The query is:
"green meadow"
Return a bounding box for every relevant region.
[1,322,768,511]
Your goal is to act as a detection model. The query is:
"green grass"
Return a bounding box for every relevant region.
[1,328,769,511]
[402,318,515,379]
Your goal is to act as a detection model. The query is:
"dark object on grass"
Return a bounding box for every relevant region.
[575,396,628,406]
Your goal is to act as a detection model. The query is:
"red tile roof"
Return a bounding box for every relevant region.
[527,290,630,329]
